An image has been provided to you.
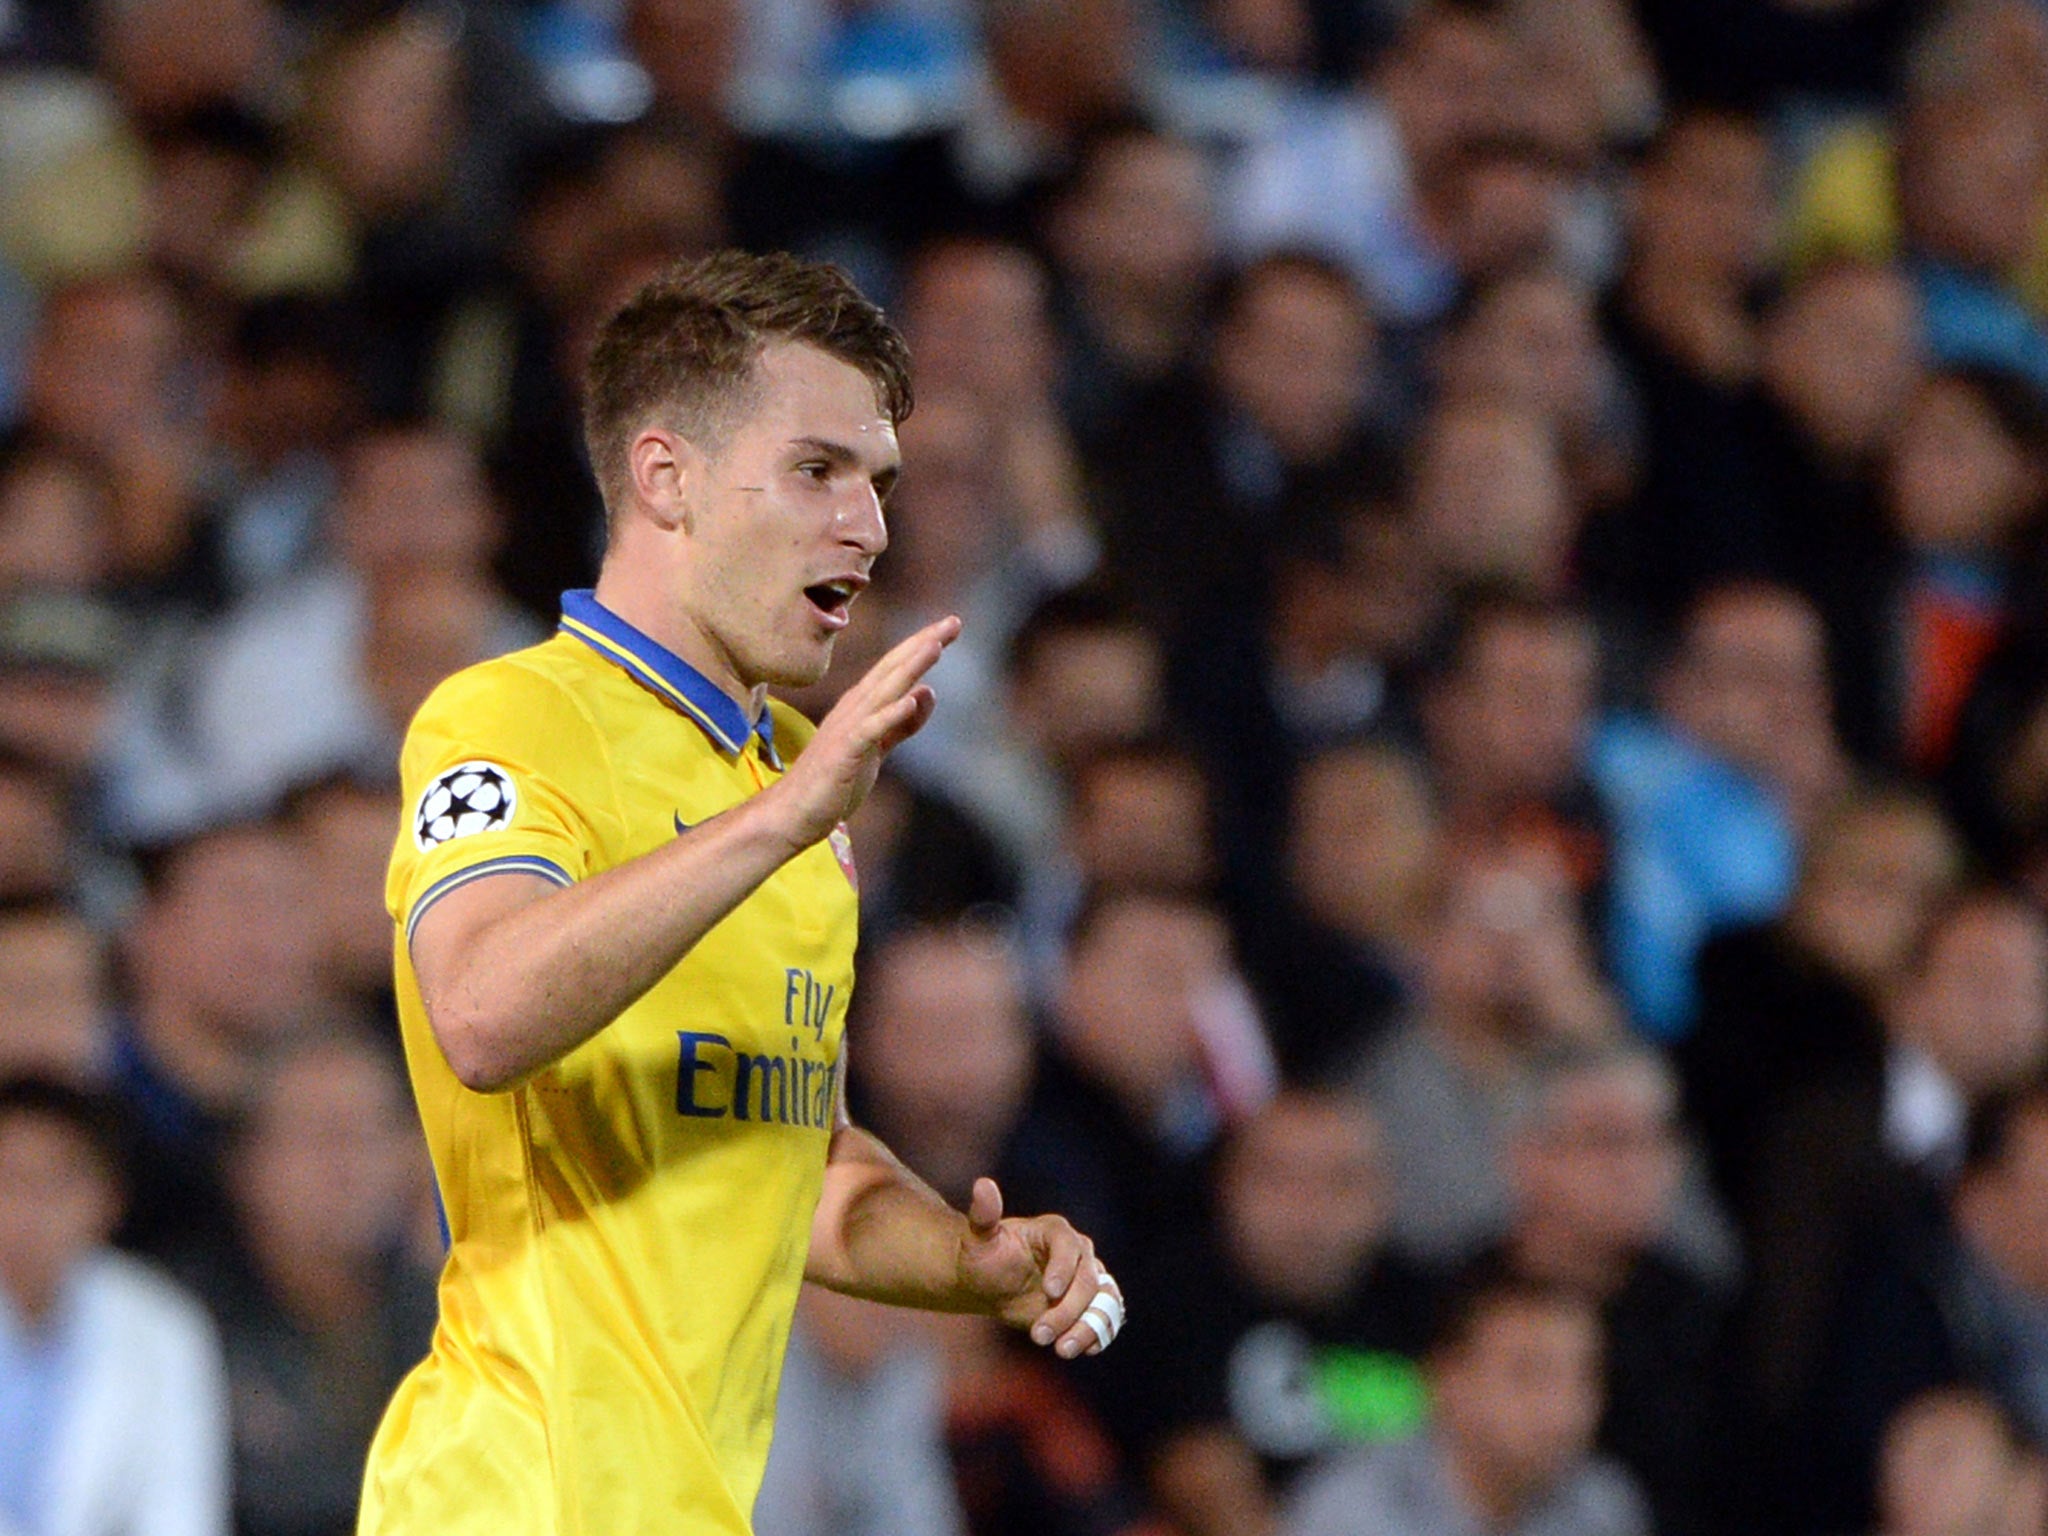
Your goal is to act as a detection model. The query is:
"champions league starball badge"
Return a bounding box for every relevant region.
[415,761,517,850]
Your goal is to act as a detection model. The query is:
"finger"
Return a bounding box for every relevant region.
[873,685,937,752]
[1074,1278,1125,1356]
[871,620,957,707]
[1032,1255,1107,1357]
[966,1176,1003,1239]
[857,690,928,754]
[821,624,937,723]
[850,615,960,709]
[1037,1221,1087,1301]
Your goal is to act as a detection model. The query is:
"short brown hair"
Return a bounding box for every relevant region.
[581,249,914,512]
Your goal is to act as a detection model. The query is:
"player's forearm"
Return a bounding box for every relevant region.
[424,788,812,1092]
[805,1127,987,1311]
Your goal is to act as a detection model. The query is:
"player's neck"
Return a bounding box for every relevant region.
[591,567,767,724]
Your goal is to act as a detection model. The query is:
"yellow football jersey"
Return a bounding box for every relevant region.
[359,589,859,1536]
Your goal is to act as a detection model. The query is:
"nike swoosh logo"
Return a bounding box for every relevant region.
[674,812,692,835]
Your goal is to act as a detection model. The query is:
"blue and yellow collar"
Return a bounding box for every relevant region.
[559,589,778,765]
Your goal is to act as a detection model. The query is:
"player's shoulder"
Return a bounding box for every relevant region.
[412,634,599,736]
[400,635,613,787]
[765,695,820,759]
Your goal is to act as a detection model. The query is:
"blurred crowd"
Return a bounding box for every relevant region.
[6,0,2048,1534]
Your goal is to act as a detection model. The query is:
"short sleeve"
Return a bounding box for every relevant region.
[388,658,615,947]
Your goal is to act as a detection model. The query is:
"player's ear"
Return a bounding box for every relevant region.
[627,427,705,533]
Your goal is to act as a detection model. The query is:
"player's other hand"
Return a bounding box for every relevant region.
[956,1176,1125,1358]
[767,615,959,852]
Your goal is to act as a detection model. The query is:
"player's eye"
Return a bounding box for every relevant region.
[796,461,830,482]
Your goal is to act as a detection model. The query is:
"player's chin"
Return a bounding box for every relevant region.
[758,634,835,691]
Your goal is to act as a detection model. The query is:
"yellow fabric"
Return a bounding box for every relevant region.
[1782,118,2048,317]
[359,630,856,1536]
[1,124,352,294]
[1782,120,1898,273]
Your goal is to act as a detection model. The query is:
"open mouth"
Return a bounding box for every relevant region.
[803,580,858,627]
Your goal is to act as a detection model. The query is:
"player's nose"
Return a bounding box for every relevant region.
[837,483,888,556]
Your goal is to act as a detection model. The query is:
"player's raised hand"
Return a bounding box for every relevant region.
[956,1177,1124,1358]
[766,615,960,850]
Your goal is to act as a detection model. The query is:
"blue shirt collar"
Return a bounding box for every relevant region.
[558,590,778,764]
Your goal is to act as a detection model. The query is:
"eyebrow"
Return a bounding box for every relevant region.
[790,436,901,499]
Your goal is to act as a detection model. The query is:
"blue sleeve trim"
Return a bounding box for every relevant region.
[405,854,574,947]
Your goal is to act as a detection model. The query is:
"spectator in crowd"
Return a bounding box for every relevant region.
[0,1074,229,1536]
[1880,365,2048,777]
[0,903,109,1081]
[1895,44,2048,392]
[1685,786,1967,1220]
[0,433,114,590]
[1288,746,1441,968]
[15,272,205,590]
[1431,266,1634,518]
[1417,591,1607,892]
[1684,789,1970,1516]
[1282,1265,1651,1536]
[111,817,331,1260]
[1041,118,1218,436]
[1100,1092,1435,1536]
[1351,836,1620,1265]
[1749,258,1924,765]
[819,920,1161,1536]
[1591,580,1844,1038]
[1418,133,1581,298]
[1171,485,1439,970]
[976,585,1165,884]
[1087,251,1383,637]
[1873,1388,2035,1536]
[0,0,299,291]
[192,1032,436,1536]
[196,297,363,606]
[1018,735,1221,977]
[1259,740,1436,1078]
[1807,1073,2048,1532]
[283,773,402,1017]
[0,435,125,779]
[1590,107,1779,630]
[1885,890,2048,1177]
[0,761,74,904]
[1015,889,1275,1265]
[98,420,525,842]
[756,1287,966,1536]
[1407,397,1575,596]
[1220,1,1518,327]
[291,5,554,418]
[1496,1041,1730,1536]
[849,921,1036,1211]
[897,238,1094,569]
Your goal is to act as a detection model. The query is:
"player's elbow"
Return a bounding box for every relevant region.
[427,999,532,1094]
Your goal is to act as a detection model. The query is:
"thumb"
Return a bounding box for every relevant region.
[966,1176,1004,1239]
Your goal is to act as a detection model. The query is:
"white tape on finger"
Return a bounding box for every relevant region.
[1080,1307,1114,1351]
[1090,1283,1125,1334]
[1080,1275,1125,1351]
